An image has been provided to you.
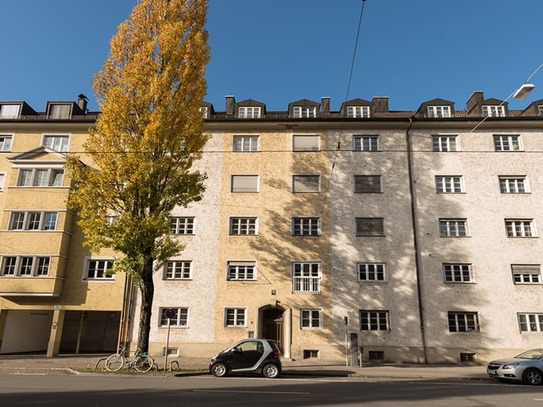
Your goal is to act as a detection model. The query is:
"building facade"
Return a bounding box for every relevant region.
[1,92,543,364]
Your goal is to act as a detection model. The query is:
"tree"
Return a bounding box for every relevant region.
[66,0,210,352]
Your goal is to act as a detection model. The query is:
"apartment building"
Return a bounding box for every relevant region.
[1,92,543,364]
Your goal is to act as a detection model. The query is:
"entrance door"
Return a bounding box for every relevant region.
[262,308,283,353]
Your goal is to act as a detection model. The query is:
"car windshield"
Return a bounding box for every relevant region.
[515,349,543,360]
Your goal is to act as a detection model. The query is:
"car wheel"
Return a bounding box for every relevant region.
[262,363,280,378]
[211,363,228,377]
[523,368,543,385]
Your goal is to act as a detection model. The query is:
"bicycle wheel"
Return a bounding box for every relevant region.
[134,355,154,373]
[105,354,124,372]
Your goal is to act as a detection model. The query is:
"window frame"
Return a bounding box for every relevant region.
[159,307,189,327]
[84,259,115,281]
[169,216,195,235]
[357,263,386,282]
[356,217,385,237]
[359,310,390,331]
[292,262,321,294]
[512,265,542,284]
[292,135,320,152]
[0,255,51,277]
[0,104,21,119]
[447,311,479,332]
[0,172,5,192]
[292,175,320,193]
[439,219,468,237]
[16,168,64,187]
[292,217,320,236]
[42,134,70,152]
[354,175,382,193]
[505,219,536,238]
[443,263,473,283]
[432,135,458,152]
[8,211,58,231]
[483,105,505,117]
[518,313,543,332]
[499,176,528,194]
[435,176,464,193]
[493,135,521,151]
[427,106,452,118]
[164,260,192,280]
[227,261,256,281]
[238,106,261,119]
[225,308,247,327]
[233,135,259,152]
[231,175,259,193]
[229,217,258,235]
[300,309,322,329]
[353,135,379,152]
[346,106,370,118]
[292,106,316,118]
[0,134,13,152]
[47,103,72,119]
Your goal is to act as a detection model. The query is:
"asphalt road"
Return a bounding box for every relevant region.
[2,371,543,407]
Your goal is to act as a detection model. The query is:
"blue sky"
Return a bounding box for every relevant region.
[2,0,542,112]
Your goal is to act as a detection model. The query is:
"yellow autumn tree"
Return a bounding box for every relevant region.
[66,0,210,352]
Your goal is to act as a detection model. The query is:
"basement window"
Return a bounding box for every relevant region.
[368,351,385,361]
[303,350,319,359]
[460,352,476,362]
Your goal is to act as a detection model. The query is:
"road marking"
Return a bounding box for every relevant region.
[11,373,47,376]
[193,389,310,395]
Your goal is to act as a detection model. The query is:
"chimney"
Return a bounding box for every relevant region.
[321,97,330,115]
[77,94,88,113]
[466,91,484,112]
[371,96,389,113]
[225,95,236,115]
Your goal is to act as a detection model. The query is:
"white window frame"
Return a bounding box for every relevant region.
[292,135,320,151]
[448,312,479,332]
[427,106,451,118]
[360,310,389,331]
[357,263,386,282]
[346,106,370,118]
[293,106,316,118]
[292,175,320,193]
[443,263,473,283]
[42,134,70,152]
[199,106,208,118]
[300,309,322,329]
[292,262,321,294]
[164,260,192,280]
[292,217,320,236]
[499,176,528,193]
[0,134,13,152]
[231,175,259,193]
[0,172,5,192]
[439,219,468,237]
[353,135,379,152]
[9,211,58,231]
[225,308,246,327]
[227,261,256,281]
[238,106,261,119]
[0,104,21,119]
[482,105,505,117]
[47,103,72,119]
[435,176,464,193]
[159,307,189,327]
[17,168,64,187]
[84,258,114,281]
[505,219,536,237]
[233,135,259,152]
[432,135,458,152]
[512,265,542,284]
[354,175,381,193]
[538,105,543,117]
[519,313,543,332]
[494,135,521,151]
[0,256,50,277]
[356,217,385,236]
[169,217,194,234]
[229,217,257,235]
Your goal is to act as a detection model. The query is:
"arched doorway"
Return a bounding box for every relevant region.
[259,304,291,358]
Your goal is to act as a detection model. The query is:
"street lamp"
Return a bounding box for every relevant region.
[513,83,536,100]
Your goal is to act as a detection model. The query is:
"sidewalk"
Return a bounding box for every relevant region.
[0,354,489,381]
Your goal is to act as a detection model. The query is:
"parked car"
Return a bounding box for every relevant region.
[487,349,543,385]
[209,339,282,378]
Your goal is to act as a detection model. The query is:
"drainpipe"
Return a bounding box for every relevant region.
[405,117,428,364]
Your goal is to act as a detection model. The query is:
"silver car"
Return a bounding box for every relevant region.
[487,349,543,385]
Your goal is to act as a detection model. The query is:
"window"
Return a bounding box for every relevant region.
[225,308,246,327]
[233,135,259,152]
[0,256,50,277]
[164,261,191,280]
[435,176,464,193]
[159,307,188,327]
[0,104,21,119]
[448,312,479,332]
[292,175,320,193]
[538,105,543,117]
[300,309,322,328]
[43,135,69,152]
[293,135,320,151]
[0,173,5,192]
[47,103,71,119]
[358,263,386,282]
[199,106,208,118]
[512,265,541,284]
[443,264,473,283]
[231,175,259,193]
[482,105,505,117]
[499,176,528,193]
[9,211,58,231]
[292,262,321,294]
[505,219,535,237]
[354,175,381,193]
[238,107,261,118]
[85,259,114,280]
[432,135,457,152]
[353,135,379,151]
[169,217,194,234]
[0,134,13,151]
[227,261,256,281]
[17,168,64,187]
[347,106,370,118]
[439,219,467,237]
[356,218,385,236]
[229,217,257,235]
[360,310,389,331]
[292,217,320,236]
[519,314,543,332]
[293,106,316,118]
[494,135,521,151]
[427,106,451,118]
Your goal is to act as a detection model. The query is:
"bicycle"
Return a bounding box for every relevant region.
[105,345,155,372]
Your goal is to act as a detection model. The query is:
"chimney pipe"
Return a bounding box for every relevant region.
[77,94,88,113]
[225,95,236,115]
[321,97,330,115]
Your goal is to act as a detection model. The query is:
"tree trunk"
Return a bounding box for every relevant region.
[137,256,155,353]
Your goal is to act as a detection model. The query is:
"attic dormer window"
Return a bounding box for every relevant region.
[347,106,370,118]
[537,105,543,117]
[199,106,208,118]
[427,106,451,118]
[482,105,505,117]
[0,104,21,119]
[293,106,316,118]
[238,107,261,119]
[47,104,71,119]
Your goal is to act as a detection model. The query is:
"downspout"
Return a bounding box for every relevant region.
[405,117,428,364]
